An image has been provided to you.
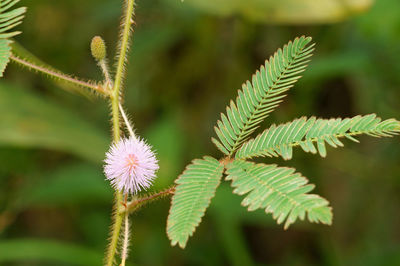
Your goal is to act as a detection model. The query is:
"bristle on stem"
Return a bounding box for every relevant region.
[113,0,136,98]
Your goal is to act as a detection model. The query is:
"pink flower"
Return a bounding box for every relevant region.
[104,136,159,195]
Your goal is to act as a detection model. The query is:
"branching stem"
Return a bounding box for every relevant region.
[10,54,109,96]
[122,186,176,214]
[99,59,113,90]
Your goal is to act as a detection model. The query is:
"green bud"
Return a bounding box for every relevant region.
[91,36,106,61]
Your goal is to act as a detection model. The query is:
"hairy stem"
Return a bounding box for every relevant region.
[10,54,109,96]
[105,0,136,265]
[99,59,113,89]
[120,212,130,266]
[113,0,135,100]
[105,95,123,266]
[123,186,176,214]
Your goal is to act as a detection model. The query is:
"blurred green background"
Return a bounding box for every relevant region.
[1,0,400,265]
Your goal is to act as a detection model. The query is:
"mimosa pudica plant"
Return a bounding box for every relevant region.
[1,0,399,265]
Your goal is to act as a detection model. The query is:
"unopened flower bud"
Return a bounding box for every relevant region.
[91,36,106,61]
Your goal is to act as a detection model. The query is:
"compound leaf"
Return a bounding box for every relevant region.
[213,36,314,156]
[236,114,400,160]
[167,156,224,248]
[226,160,332,229]
[0,0,26,76]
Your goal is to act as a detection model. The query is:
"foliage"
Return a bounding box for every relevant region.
[167,156,224,248]
[167,37,400,248]
[0,39,11,77]
[0,83,108,162]
[236,114,400,160]
[212,36,314,156]
[0,0,26,76]
[225,160,332,229]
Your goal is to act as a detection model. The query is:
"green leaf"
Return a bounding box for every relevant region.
[212,36,314,156]
[0,238,102,265]
[0,0,26,39]
[0,82,109,162]
[0,39,11,77]
[226,160,332,229]
[167,156,224,248]
[0,0,26,76]
[236,114,400,160]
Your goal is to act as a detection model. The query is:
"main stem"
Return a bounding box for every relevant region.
[113,0,135,98]
[105,0,135,265]
[105,95,123,266]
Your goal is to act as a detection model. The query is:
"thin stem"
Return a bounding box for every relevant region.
[10,54,109,96]
[113,0,135,99]
[99,59,113,90]
[119,103,135,137]
[120,211,130,266]
[123,186,176,214]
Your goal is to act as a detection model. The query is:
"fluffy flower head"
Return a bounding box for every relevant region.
[104,136,159,194]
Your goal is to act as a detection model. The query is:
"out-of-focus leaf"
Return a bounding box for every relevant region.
[303,51,369,83]
[0,82,108,162]
[13,163,111,210]
[356,0,400,44]
[213,204,255,266]
[210,184,274,225]
[174,0,374,24]
[146,112,185,189]
[0,238,102,265]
